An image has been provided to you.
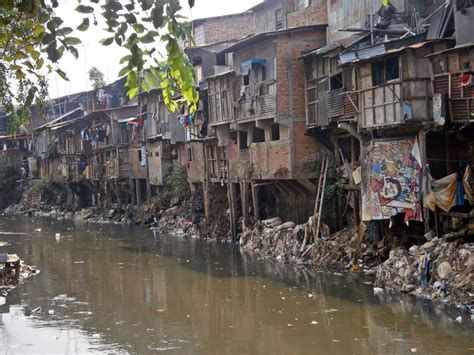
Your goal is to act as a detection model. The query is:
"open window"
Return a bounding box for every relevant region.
[243,74,250,86]
[253,127,265,143]
[239,131,248,150]
[187,148,192,162]
[271,123,280,141]
[372,57,399,86]
[329,72,343,90]
[216,53,226,66]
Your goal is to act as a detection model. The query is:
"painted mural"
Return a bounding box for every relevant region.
[361,138,423,223]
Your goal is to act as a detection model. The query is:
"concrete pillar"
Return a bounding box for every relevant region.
[251,183,260,221]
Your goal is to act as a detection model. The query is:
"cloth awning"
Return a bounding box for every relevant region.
[240,58,267,75]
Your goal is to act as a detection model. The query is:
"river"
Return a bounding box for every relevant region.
[0,216,472,354]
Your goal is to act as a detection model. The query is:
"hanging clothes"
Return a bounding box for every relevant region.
[460,73,474,87]
[424,172,458,212]
[97,129,107,142]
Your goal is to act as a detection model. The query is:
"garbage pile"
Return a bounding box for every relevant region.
[0,254,40,297]
[375,238,474,308]
[239,217,370,270]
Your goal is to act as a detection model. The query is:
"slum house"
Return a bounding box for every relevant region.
[423,1,474,235]
[139,89,185,201]
[181,0,330,229]
[178,11,259,222]
[0,112,31,175]
[302,0,468,243]
[207,25,327,237]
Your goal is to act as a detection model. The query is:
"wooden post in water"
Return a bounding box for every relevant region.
[241,181,249,227]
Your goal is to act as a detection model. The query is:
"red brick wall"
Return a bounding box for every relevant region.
[196,13,255,46]
[286,0,328,28]
[276,30,326,120]
[250,141,291,179]
[293,121,318,174]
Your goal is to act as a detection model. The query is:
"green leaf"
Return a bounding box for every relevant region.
[77,18,90,31]
[57,27,73,36]
[76,5,94,14]
[100,37,114,46]
[140,33,155,44]
[119,55,132,64]
[118,66,130,77]
[56,69,69,81]
[132,23,146,33]
[64,37,81,45]
[126,70,139,87]
[127,87,139,99]
[69,47,79,59]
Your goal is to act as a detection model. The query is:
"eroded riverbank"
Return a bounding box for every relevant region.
[0,216,473,354]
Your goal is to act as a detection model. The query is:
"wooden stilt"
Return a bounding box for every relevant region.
[241,181,249,227]
[203,181,211,221]
[136,179,142,206]
[228,183,238,242]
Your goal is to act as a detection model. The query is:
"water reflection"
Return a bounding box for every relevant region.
[0,216,472,354]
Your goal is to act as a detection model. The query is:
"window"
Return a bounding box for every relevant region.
[271,124,280,141]
[216,53,226,66]
[155,151,159,157]
[330,72,343,90]
[187,148,192,162]
[253,127,265,143]
[275,9,283,30]
[372,57,399,86]
[243,74,250,86]
[239,131,248,150]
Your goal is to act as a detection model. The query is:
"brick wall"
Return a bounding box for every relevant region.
[293,121,318,174]
[286,0,328,28]
[195,13,255,46]
[250,140,291,179]
[276,30,326,121]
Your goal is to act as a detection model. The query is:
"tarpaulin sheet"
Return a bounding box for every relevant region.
[362,138,423,222]
[240,59,267,75]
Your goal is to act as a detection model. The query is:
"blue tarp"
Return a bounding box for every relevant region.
[240,59,267,75]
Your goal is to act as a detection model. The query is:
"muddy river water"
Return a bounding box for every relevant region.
[0,216,472,354]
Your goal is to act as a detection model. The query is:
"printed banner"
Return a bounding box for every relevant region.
[361,138,423,222]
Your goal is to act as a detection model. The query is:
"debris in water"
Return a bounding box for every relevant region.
[310,321,318,325]
[411,348,417,353]
[456,316,462,323]
[373,287,384,295]
[48,310,55,315]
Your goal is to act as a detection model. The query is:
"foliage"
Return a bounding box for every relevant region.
[0,0,198,133]
[0,168,21,208]
[324,172,345,200]
[163,160,190,202]
[88,66,106,89]
[29,177,64,205]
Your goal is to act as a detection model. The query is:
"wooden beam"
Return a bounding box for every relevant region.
[296,179,317,194]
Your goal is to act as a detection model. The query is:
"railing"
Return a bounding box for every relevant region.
[234,81,276,121]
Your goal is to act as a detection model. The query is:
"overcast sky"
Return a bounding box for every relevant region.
[50,0,261,99]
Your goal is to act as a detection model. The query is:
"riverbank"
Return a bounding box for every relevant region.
[3,183,473,315]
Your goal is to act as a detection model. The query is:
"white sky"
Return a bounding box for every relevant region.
[50,0,261,99]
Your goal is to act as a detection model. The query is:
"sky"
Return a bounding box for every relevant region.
[50,0,261,99]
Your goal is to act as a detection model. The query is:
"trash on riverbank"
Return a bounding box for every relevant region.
[0,253,40,296]
[374,238,473,308]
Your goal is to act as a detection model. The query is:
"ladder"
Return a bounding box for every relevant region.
[313,155,329,240]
